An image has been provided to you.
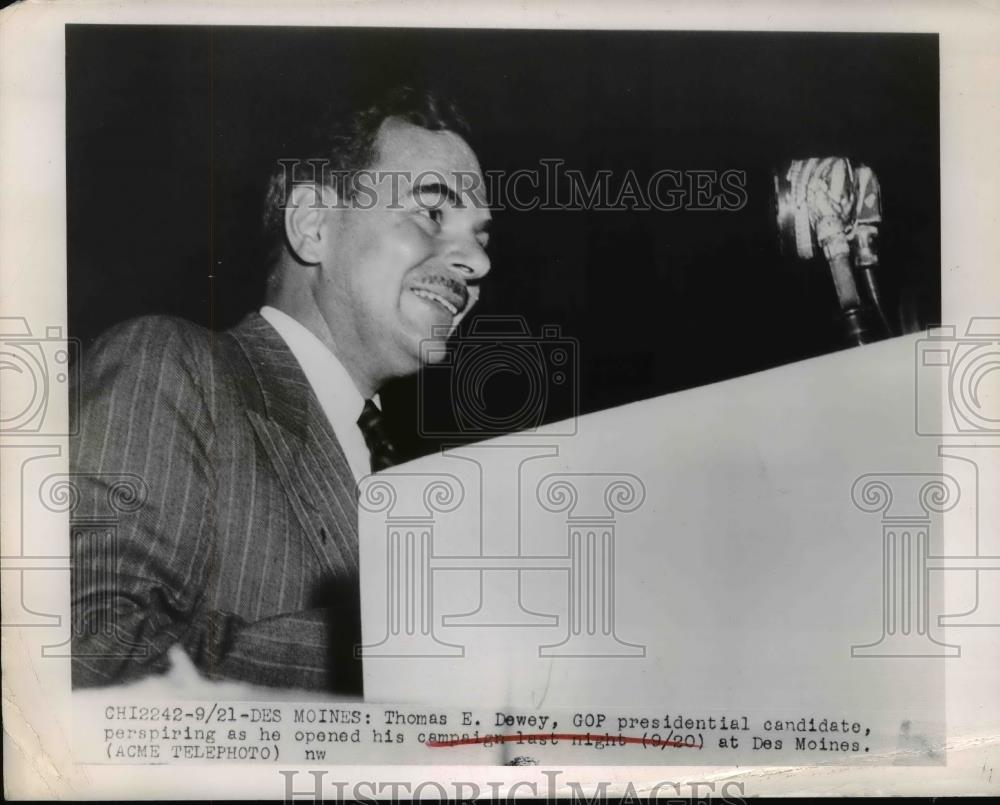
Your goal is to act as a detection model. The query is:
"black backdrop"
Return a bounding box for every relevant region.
[67,26,939,459]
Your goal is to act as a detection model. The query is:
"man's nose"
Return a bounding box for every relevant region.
[444,236,491,281]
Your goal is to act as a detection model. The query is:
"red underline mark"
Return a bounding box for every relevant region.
[426,732,698,749]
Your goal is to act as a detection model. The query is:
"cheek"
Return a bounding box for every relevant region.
[346,220,435,313]
[380,228,436,294]
[396,222,436,263]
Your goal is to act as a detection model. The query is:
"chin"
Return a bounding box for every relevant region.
[398,312,453,357]
[385,327,444,379]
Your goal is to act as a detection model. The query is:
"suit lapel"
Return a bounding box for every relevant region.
[227,313,360,576]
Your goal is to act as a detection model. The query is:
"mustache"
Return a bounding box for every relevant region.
[406,271,471,312]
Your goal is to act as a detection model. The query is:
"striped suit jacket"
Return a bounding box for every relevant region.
[70,313,363,692]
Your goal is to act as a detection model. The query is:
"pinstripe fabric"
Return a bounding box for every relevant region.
[70,313,363,692]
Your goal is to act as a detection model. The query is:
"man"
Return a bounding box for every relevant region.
[70,87,492,692]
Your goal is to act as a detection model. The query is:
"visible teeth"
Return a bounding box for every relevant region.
[411,288,459,316]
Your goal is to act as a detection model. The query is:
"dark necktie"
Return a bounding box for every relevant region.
[357,399,398,473]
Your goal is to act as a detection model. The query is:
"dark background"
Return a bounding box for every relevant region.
[66,26,939,460]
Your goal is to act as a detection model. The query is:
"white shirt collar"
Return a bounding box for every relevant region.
[259,305,375,483]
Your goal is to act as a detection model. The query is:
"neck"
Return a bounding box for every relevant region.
[266,278,379,400]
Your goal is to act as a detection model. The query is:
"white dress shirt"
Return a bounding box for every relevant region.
[259,306,376,483]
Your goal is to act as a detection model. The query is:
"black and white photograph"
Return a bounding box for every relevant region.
[1,0,998,798]
[65,23,942,690]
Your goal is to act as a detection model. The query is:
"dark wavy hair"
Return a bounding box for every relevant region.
[261,85,470,270]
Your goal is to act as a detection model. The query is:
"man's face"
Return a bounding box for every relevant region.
[314,118,492,391]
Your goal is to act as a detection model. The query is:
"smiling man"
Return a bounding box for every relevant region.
[70,87,490,692]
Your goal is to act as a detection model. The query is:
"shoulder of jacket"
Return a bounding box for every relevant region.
[86,315,232,384]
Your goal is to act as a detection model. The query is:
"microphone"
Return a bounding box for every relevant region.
[773,157,894,346]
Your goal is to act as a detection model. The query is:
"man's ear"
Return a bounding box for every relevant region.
[284,183,338,265]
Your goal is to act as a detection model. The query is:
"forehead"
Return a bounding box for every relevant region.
[370,119,487,204]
